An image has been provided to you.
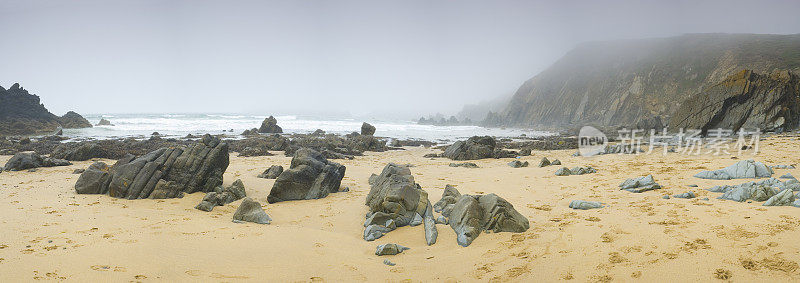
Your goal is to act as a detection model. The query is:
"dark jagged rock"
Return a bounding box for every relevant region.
[58,111,92,129]
[670,70,800,134]
[361,122,376,136]
[443,136,516,160]
[257,165,284,179]
[3,152,71,171]
[73,134,229,199]
[267,148,346,203]
[364,163,437,244]
[195,179,247,211]
[75,162,111,194]
[449,162,478,168]
[96,118,113,126]
[258,116,283,133]
[538,157,550,167]
[433,184,461,213]
[445,187,529,247]
[232,197,272,224]
[508,160,529,168]
[0,83,61,136]
[229,134,289,157]
[51,143,108,161]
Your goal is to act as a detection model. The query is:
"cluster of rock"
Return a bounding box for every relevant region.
[449,162,478,168]
[619,175,662,193]
[0,83,91,136]
[433,185,530,247]
[3,151,71,171]
[554,166,597,176]
[257,165,284,179]
[363,164,437,245]
[195,179,247,211]
[267,148,346,203]
[537,157,561,167]
[73,134,229,199]
[442,136,516,160]
[694,160,773,180]
[507,160,529,168]
[707,177,800,206]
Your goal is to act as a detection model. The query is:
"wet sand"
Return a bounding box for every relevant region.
[1,136,799,282]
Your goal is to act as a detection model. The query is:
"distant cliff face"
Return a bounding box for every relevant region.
[0,83,60,136]
[498,33,800,129]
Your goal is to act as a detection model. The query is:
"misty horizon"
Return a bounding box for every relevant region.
[2,0,800,120]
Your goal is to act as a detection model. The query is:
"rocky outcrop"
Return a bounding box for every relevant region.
[195,179,247,211]
[619,175,662,193]
[58,111,92,129]
[3,152,71,171]
[555,166,597,176]
[443,136,515,160]
[96,118,113,126]
[495,33,800,128]
[74,162,111,194]
[447,190,530,247]
[257,165,284,179]
[267,148,346,203]
[670,70,800,133]
[51,143,108,161]
[258,116,283,133]
[0,83,61,136]
[73,134,229,199]
[361,122,376,136]
[232,197,272,224]
[694,160,772,180]
[364,163,437,245]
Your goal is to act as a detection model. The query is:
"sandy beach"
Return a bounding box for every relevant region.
[0,136,798,282]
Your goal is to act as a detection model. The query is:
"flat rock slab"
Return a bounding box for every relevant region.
[569,200,603,210]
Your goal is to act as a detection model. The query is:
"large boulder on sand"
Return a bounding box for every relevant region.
[257,165,284,179]
[75,162,111,194]
[694,159,773,180]
[442,136,515,160]
[267,148,346,203]
[3,152,71,171]
[258,116,283,133]
[444,187,529,247]
[364,163,437,245]
[73,134,229,199]
[361,122,376,136]
[232,197,272,224]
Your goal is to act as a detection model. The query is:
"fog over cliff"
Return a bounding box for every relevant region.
[1,0,799,119]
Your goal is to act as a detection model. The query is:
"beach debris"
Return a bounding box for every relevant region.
[538,157,550,167]
[375,244,409,256]
[51,143,109,161]
[449,162,478,168]
[445,187,529,247]
[672,191,696,199]
[694,159,772,180]
[361,122,376,136]
[3,152,71,171]
[257,165,284,179]
[568,200,603,210]
[508,160,529,168]
[364,163,437,245]
[267,148,346,203]
[73,134,229,199]
[195,179,247,212]
[442,136,515,160]
[258,115,283,133]
[232,197,272,224]
[619,175,662,193]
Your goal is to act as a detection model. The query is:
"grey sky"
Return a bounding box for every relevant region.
[2,0,799,119]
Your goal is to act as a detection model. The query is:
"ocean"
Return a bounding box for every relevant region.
[61,113,552,142]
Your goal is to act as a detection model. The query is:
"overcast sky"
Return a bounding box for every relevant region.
[2,0,800,119]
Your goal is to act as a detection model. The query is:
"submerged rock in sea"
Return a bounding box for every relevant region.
[73,134,229,199]
[258,115,283,133]
[694,159,772,180]
[267,148,346,203]
[96,118,113,126]
[619,175,662,193]
[444,187,529,247]
[375,243,409,256]
[232,197,272,224]
[442,136,515,160]
[364,163,437,245]
[569,200,603,210]
[257,165,284,179]
[361,122,376,136]
[3,152,71,171]
[58,111,93,129]
[672,191,696,199]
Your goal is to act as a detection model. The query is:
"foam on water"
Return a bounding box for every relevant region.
[62,113,552,142]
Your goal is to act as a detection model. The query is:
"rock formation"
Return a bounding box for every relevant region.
[3,152,71,171]
[195,179,247,211]
[267,148,346,203]
[0,83,61,136]
[73,134,229,199]
[444,188,530,247]
[258,116,283,133]
[257,165,284,179]
[694,160,772,180]
[58,111,93,129]
[96,118,113,126]
[443,136,515,160]
[619,175,662,193]
[232,197,272,224]
[361,122,376,136]
[670,70,800,133]
[51,143,108,161]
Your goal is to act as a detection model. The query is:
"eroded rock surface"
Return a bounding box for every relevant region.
[267,148,345,203]
[444,187,529,247]
[442,136,515,160]
[694,160,772,180]
[4,152,71,171]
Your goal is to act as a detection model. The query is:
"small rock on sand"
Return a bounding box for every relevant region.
[568,200,603,210]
